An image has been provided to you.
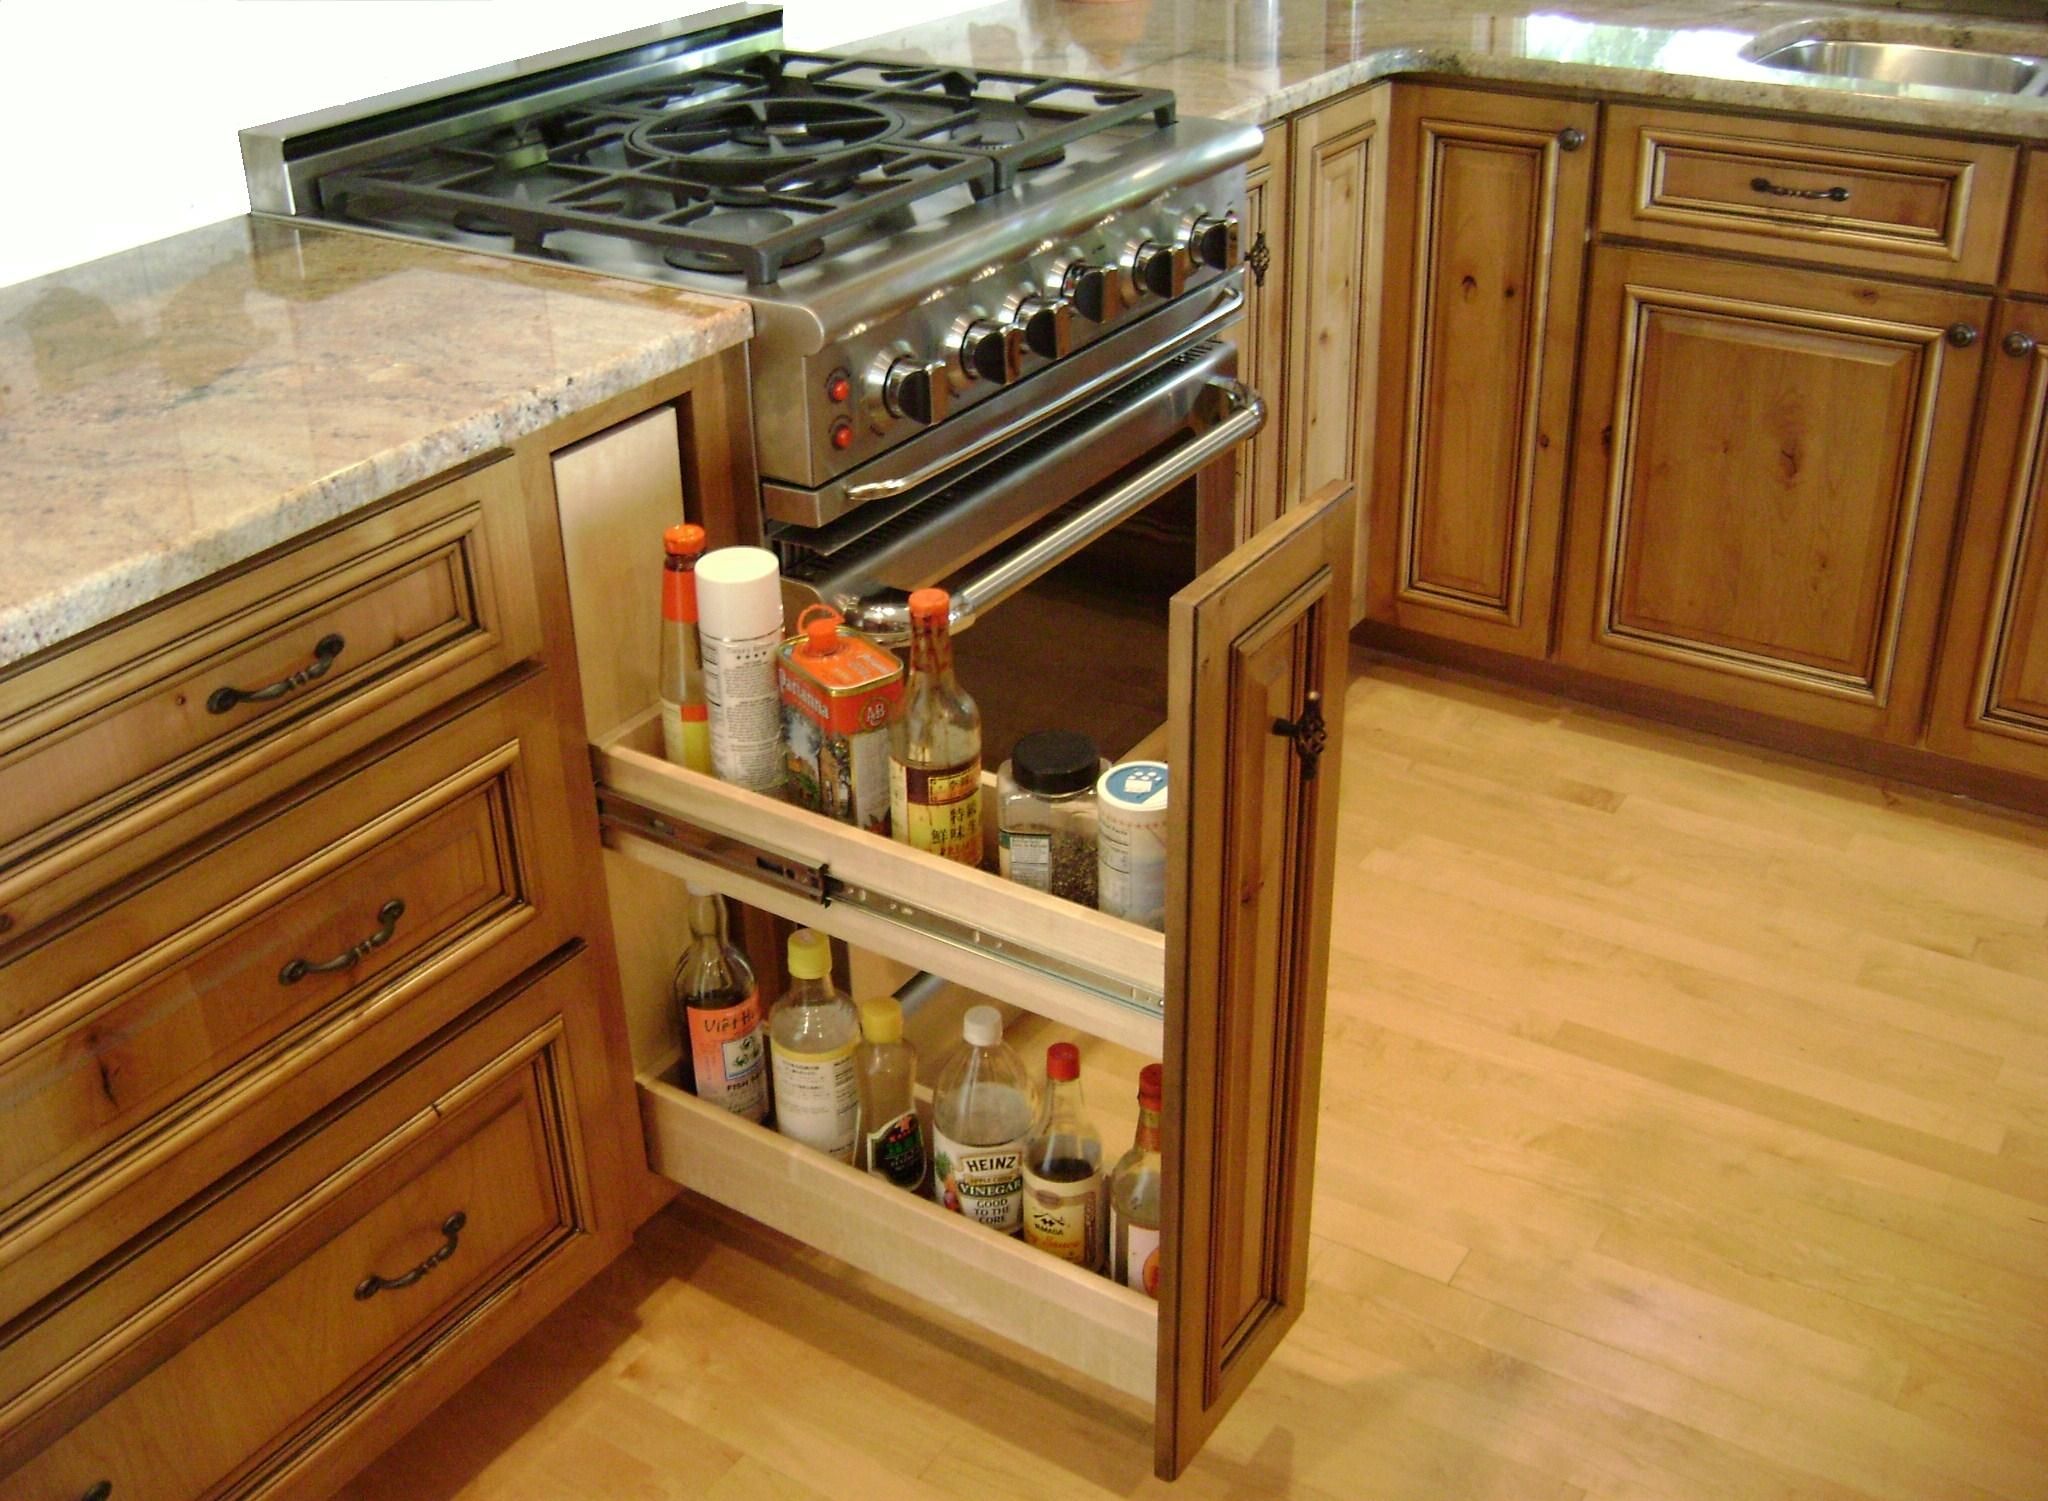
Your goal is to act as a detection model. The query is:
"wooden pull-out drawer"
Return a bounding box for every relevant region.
[0,671,576,1327]
[0,455,541,946]
[0,947,601,1500]
[1599,104,2016,284]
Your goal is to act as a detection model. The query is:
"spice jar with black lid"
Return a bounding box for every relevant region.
[997,730,1105,906]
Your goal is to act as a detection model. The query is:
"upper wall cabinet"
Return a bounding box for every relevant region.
[1926,300,2048,776]
[1599,105,2016,285]
[1283,86,1388,623]
[1558,246,1988,741]
[1366,85,1597,658]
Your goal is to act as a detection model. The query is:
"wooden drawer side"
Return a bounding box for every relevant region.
[1,1006,591,1501]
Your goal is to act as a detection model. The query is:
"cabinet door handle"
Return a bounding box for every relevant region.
[278,898,405,985]
[79,1484,112,1501]
[1750,175,1849,203]
[1947,322,1980,349]
[354,1211,467,1301]
[1272,689,1329,782]
[207,633,345,714]
[2005,330,2037,358]
[1557,126,1586,151]
[1246,229,1272,289]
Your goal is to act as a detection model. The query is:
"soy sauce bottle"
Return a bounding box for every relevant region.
[1021,1042,1104,1270]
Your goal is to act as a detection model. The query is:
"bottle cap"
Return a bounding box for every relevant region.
[1137,1061,1164,1108]
[797,603,843,658]
[1045,1041,1080,1081]
[696,546,782,641]
[908,587,951,626]
[1012,730,1101,797]
[858,996,904,1045]
[786,927,831,980]
[1099,760,1170,814]
[962,1003,1003,1048]
[663,523,707,558]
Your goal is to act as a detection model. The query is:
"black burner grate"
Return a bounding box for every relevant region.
[317,50,1177,286]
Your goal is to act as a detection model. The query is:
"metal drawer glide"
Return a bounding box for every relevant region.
[597,791,1166,1015]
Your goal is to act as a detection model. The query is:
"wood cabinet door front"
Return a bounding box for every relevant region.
[1927,300,2048,775]
[1368,84,1596,657]
[1234,125,1290,549]
[1559,246,1987,739]
[1157,487,1350,1477]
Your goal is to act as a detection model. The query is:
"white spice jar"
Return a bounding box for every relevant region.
[695,546,784,794]
[1096,760,1169,930]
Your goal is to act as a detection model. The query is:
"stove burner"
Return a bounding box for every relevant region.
[943,117,1065,171]
[663,210,824,274]
[627,99,902,186]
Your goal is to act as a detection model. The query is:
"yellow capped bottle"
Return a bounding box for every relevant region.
[768,929,860,1160]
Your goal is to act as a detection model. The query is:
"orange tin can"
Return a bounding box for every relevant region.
[778,605,905,834]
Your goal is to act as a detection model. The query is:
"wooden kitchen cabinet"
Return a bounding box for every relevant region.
[1926,300,2048,775]
[1283,86,1387,623]
[559,407,1350,1478]
[1366,84,1596,658]
[1233,125,1290,548]
[1558,245,1988,741]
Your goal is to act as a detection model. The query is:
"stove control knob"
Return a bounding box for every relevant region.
[1015,296,1074,360]
[1186,211,1239,271]
[1132,240,1186,300]
[1060,262,1115,323]
[881,357,949,426]
[957,319,1023,385]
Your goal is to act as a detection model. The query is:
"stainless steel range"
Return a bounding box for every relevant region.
[243,5,1265,643]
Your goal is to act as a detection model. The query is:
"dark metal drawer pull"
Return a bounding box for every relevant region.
[207,633,345,714]
[80,1484,112,1501]
[1272,689,1329,782]
[355,1211,467,1301]
[1750,175,1849,203]
[278,898,404,985]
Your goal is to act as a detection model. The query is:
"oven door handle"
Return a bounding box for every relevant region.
[843,278,1247,507]
[839,376,1264,640]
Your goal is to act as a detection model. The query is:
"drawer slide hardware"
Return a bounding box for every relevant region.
[354,1210,467,1300]
[598,791,1166,1014]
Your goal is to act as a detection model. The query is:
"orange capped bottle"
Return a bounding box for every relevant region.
[658,523,713,774]
[889,587,982,866]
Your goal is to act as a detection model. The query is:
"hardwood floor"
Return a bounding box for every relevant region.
[339,652,2048,1501]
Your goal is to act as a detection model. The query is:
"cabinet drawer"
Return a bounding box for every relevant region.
[1599,105,2015,283]
[0,671,576,1325]
[0,948,599,1500]
[0,455,541,946]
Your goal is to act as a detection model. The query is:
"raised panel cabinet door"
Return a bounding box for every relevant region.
[1926,301,2048,775]
[1233,125,1290,547]
[1158,486,1351,1478]
[1559,246,1987,740]
[1368,84,1596,657]
[1283,86,1387,624]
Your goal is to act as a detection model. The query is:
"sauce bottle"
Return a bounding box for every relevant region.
[1109,1063,1165,1297]
[1022,1042,1104,1269]
[768,929,860,1160]
[670,882,766,1122]
[855,996,926,1191]
[889,587,982,866]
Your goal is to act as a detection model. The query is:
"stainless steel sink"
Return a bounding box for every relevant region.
[1752,38,2048,95]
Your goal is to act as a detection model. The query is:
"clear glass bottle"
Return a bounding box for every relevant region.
[670,883,766,1122]
[998,731,1103,906]
[1109,1063,1164,1297]
[855,996,926,1191]
[889,587,983,867]
[929,1004,1035,1234]
[1021,1042,1104,1269]
[657,523,713,773]
[768,928,860,1160]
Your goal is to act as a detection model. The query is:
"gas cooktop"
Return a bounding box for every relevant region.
[314,50,1176,287]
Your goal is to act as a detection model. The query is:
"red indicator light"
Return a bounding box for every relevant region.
[830,418,854,450]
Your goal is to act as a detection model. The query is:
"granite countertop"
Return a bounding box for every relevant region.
[0,217,750,669]
[841,1,2048,135]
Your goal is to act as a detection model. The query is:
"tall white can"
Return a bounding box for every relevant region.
[1097,760,1169,930]
[695,547,785,794]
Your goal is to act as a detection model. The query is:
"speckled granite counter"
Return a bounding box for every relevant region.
[838,1,2048,135]
[0,217,750,668]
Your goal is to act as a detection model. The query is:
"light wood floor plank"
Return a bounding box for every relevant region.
[341,655,2048,1501]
